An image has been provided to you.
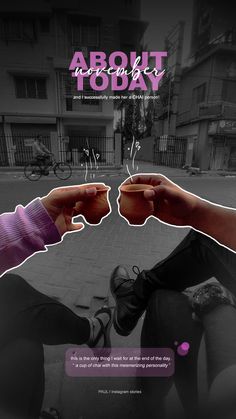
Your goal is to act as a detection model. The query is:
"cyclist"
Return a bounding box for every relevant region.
[32,135,52,175]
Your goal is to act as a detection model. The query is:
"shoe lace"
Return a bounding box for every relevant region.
[132,265,141,276]
[113,266,141,294]
[113,276,135,295]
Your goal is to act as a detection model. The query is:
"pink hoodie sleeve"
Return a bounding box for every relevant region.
[0,198,62,277]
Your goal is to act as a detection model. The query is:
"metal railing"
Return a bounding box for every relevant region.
[195,29,236,60]
[153,136,187,168]
[0,135,51,167]
[0,134,115,167]
[59,136,115,167]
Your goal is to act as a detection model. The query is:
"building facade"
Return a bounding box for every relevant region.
[176,0,236,170]
[155,0,236,171]
[0,0,146,166]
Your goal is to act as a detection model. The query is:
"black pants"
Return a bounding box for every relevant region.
[36,155,51,168]
[1,231,236,418]
[139,231,236,419]
[141,292,236,419]
[0,274,90,419]
[140,290,202,419]
[135,229,236,298]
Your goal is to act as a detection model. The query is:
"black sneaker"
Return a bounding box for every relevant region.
[110,265,147,336]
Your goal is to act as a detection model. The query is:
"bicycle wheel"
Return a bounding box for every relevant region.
[24,163,42,181]
[54,162,72,180]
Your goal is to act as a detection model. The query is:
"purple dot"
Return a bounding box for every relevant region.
[177,342,190,356]
[181,342,190,351]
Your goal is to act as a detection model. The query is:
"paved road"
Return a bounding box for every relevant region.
[1,171,236,209]
[0,173,235,417]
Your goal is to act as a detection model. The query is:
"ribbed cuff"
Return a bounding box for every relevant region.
[24,198,61,245]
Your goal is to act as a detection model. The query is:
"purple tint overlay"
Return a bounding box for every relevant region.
[65,347,175,377]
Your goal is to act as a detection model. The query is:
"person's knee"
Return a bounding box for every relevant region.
[147,289,189,325]
[0,274,28,296]
[0,273,25,286]
[141,289,190,347]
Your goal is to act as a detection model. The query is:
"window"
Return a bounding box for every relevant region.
[222,80,236,103]
[15,77,47,99]
[192,83,206,105]
[39,18,50,33]
[81,78,99,106]
[198,10,211,35]
[121,43,135,54]
[66,98,73,111]
[71,19,99,47]
[3,18,36,41]
[62,72,99,109]
[62,73,77,97]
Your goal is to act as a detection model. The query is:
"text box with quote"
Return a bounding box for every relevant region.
[66,348,174,377]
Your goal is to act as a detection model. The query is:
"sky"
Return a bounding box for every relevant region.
[141,0,193,65]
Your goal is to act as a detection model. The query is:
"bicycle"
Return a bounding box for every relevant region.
[24,155,72,181]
